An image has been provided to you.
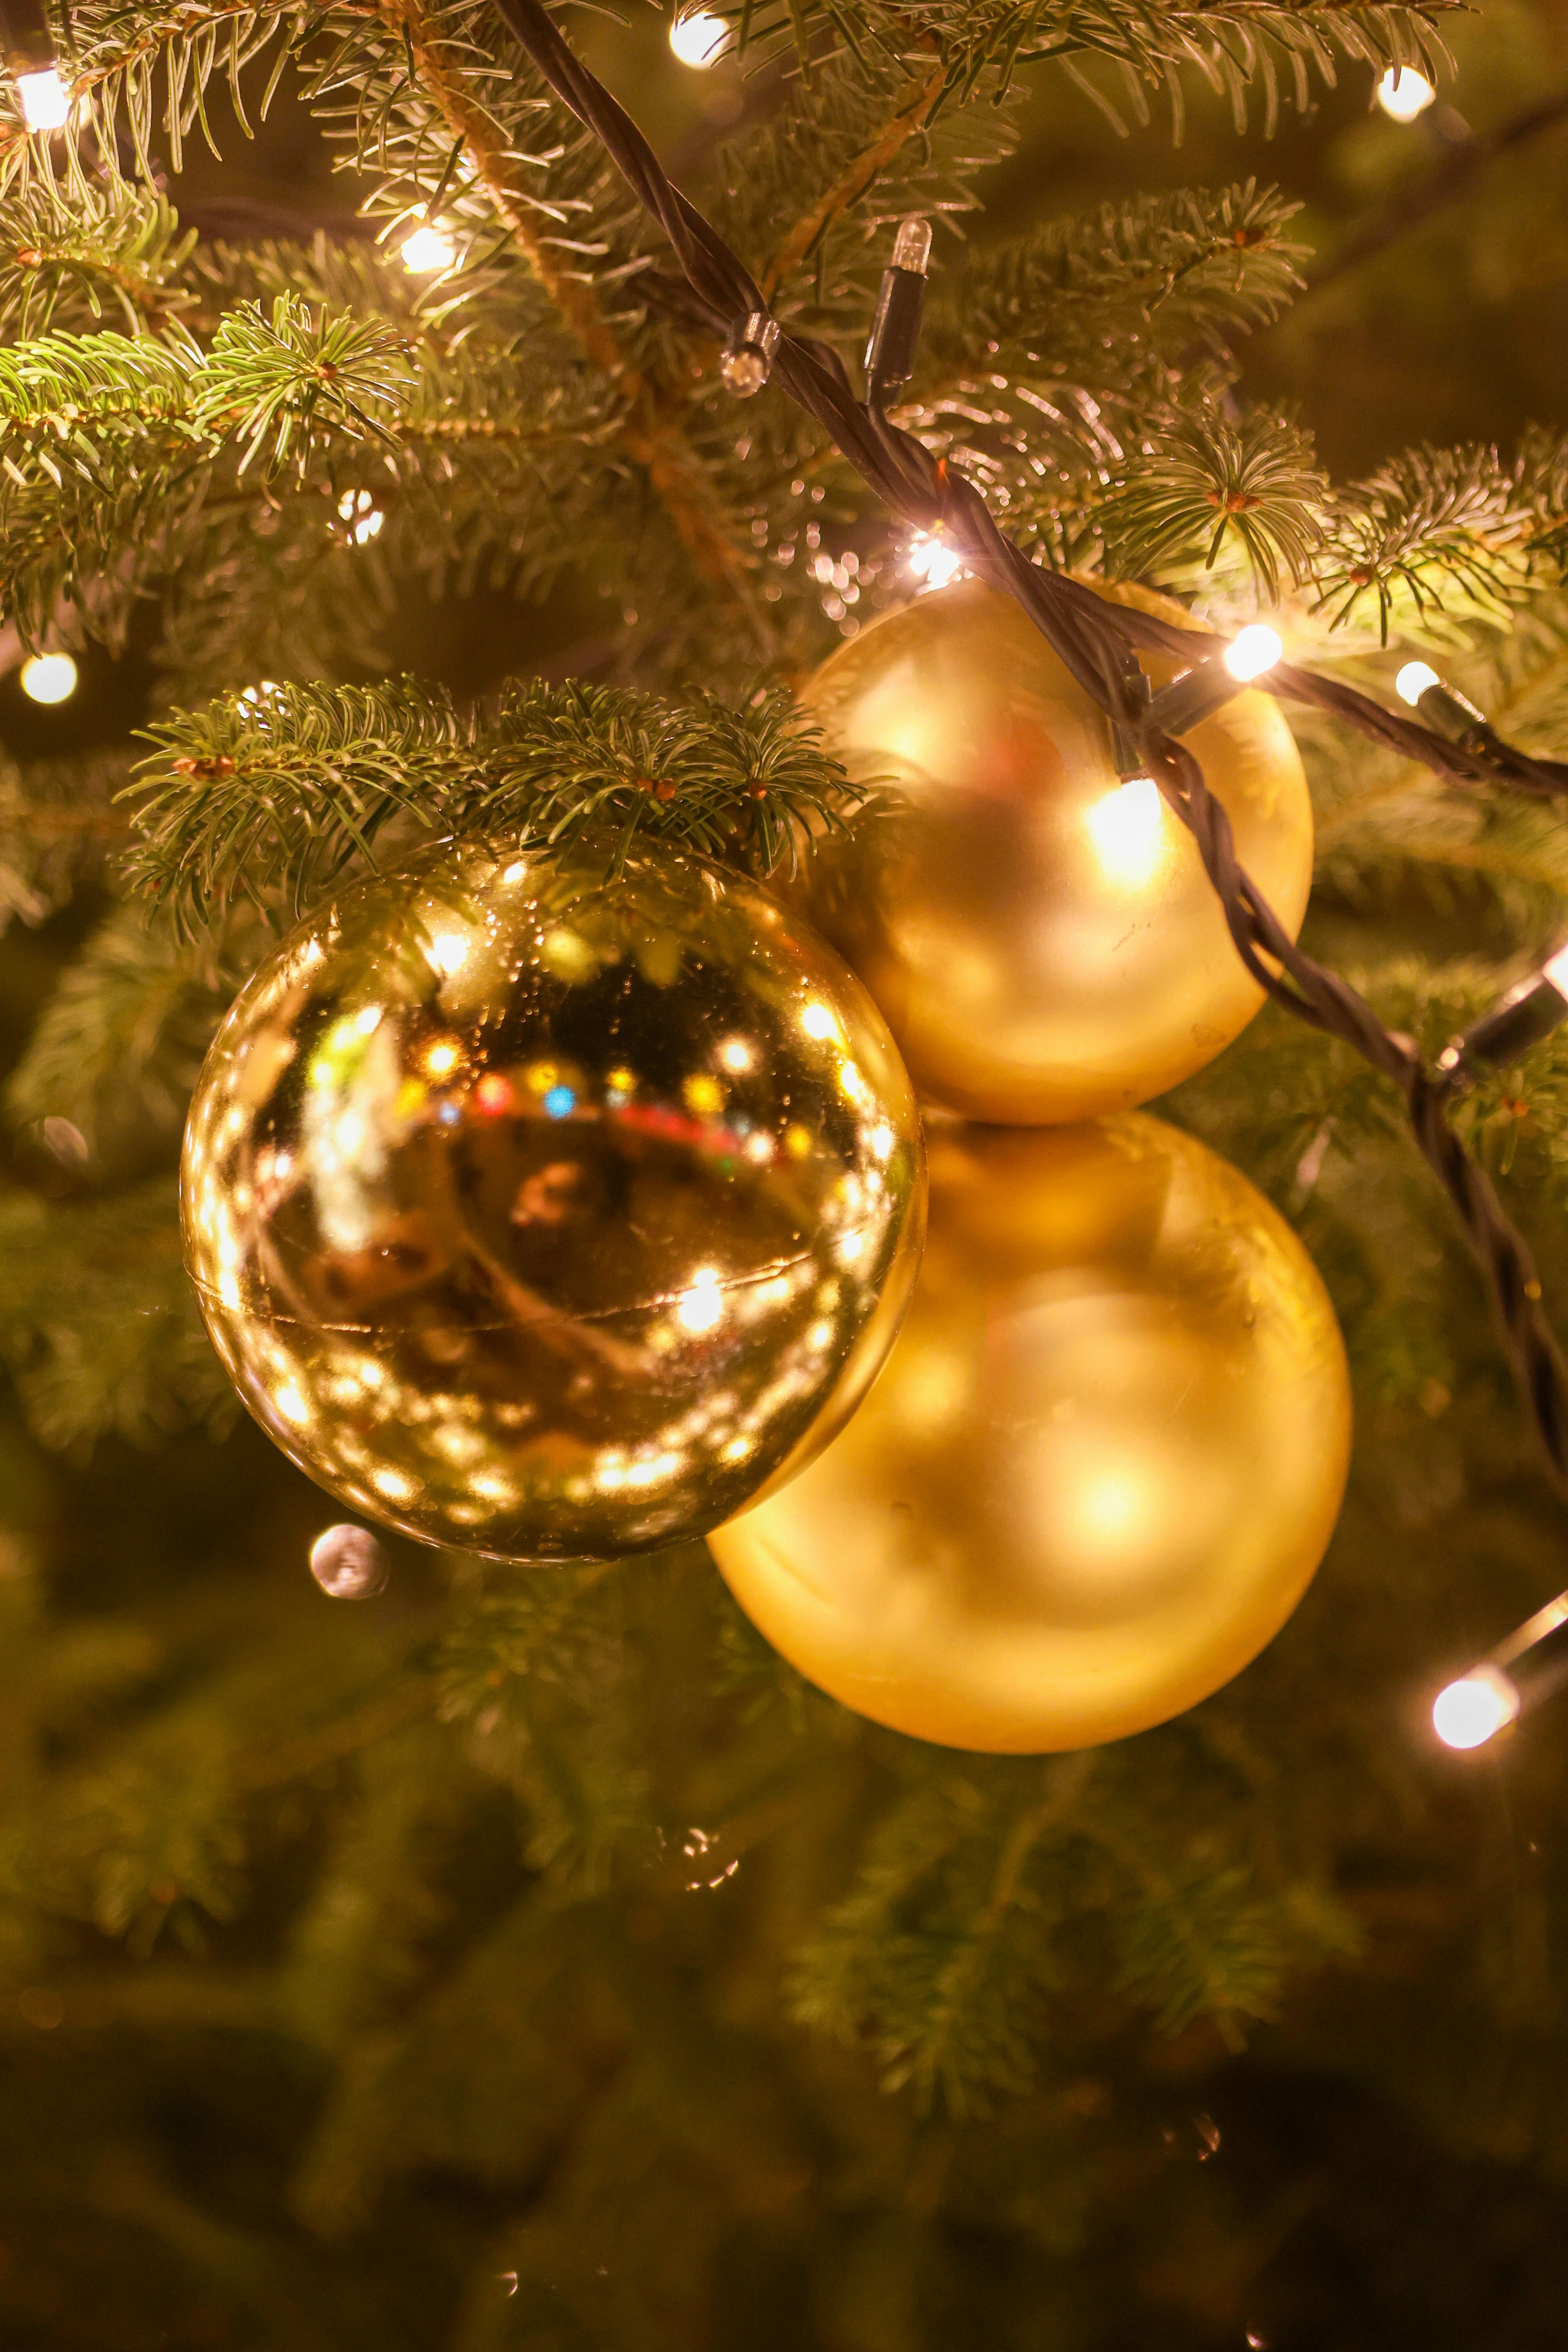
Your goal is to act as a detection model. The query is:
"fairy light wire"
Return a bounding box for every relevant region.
[489,0,1568,1510]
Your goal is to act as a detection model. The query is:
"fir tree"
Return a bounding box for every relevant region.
[5,1,1568,2343]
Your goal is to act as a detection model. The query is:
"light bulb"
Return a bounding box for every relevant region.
[399,224,456,274]
[1377,67,1435,122]
[1432,1665,1519,1750]
[1396,661,1441,706]
[1543,941,1568,996]
[908,532,964,590]
[1223,624,1283,683]
[19,651,76,704]
[16,67,69,131]
[669,9,728,65]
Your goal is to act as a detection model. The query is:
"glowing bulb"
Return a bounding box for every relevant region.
[1085,775,1164,885]
[1396,661,1441,706]
[19,651,76,704]
[16,68,69,131]
[1223,624,1283,683]
[399,224,456,273]
[424,1037,462,1078]
[1377,66,1435,122]
[668,9,728,65]
[676,1266,726,1333]
[1543,941,1568,996]
[718,1036,754,1074]
[429,933,468,976]
[1432,1665,1519,1750]
[908,531,964,590]
[800,1002,839,1041]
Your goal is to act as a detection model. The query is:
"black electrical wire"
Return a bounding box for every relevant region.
[490,0,1568,1499]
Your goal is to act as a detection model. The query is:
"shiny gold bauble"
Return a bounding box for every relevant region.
[795,577,1314,1124]
[711,1115,1350,1752]
[182,835,925,1561]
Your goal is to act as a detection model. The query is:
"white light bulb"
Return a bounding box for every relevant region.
[908,531,964,590]
[1432,1665,1519,1750]
[19,652,77,705]
[1396,661,1441,706]
[1223,624,1283,683]
[399,224,456,274]
[668,10,729,66]
[1377,67,1435,123]
[1542,940,1568,997]
[16,68,69,132]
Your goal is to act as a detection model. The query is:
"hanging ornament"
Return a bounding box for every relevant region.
[711,1114,1350,1752]
[793,577,1313,1124]
[182,835,924,1562]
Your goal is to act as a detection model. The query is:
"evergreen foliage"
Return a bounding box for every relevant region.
[5,0,1568,2339]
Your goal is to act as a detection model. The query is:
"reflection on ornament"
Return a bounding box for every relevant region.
[793,578,1314,1124]
[711,1115,1351,1752]
[310,1523,388,1597]
[182,835,924,1561]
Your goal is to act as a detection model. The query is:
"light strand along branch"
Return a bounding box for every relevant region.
[489,0,1568,1503]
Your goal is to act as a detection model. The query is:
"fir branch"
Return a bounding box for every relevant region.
[1311,443,1534,643]
[126,675,861,929]
[191,293,412,470]
[0,174,197,337]
[709,0,1455,120]
[758,56,949,303]
[929,180,1309,372]
[6,901,227,1164]
[0,1179,230,1449]
[1097,407,1328,599]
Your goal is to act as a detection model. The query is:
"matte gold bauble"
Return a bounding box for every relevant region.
[181,835,924,1561]
[710,1115,1350,1752]
[795,578,1313,1124]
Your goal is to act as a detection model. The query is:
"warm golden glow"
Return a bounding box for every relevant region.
[793,579,1313,1125]
[1084,775,1165,886]
[178,833,924,1563]
[712,1114,1350,1753]
[1433,1668,1519,1750]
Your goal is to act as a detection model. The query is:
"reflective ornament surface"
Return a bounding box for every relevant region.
[711,1115,1350,1752]
[309,1523,388,1598]
[795,578,1314,1124]
[182,835,924,1561]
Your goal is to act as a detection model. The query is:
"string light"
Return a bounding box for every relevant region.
[1395,658,1507,759]
[1437,937,1568,1083]
[1143,624,1283,737]
[864,214,931,409]
[18,650,76,704]
[2,0,69,127]
[668,9,728,66]
[1377,66,1436,122]
[15,63,65,127]
[1433,1589,1568,1750]
[718,312,779,399]
[399,224,455,274]
[908,532,963,590]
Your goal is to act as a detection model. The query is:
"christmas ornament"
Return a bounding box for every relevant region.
[710,1114,1350,1752]
[309,1523,388,1597]
[794,577,1313,1124]
[182,835,924,1562]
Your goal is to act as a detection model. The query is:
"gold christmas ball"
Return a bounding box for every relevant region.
[711,1115,1350,1751]
[182,835,925,1561]
[795,577,1313,1124]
